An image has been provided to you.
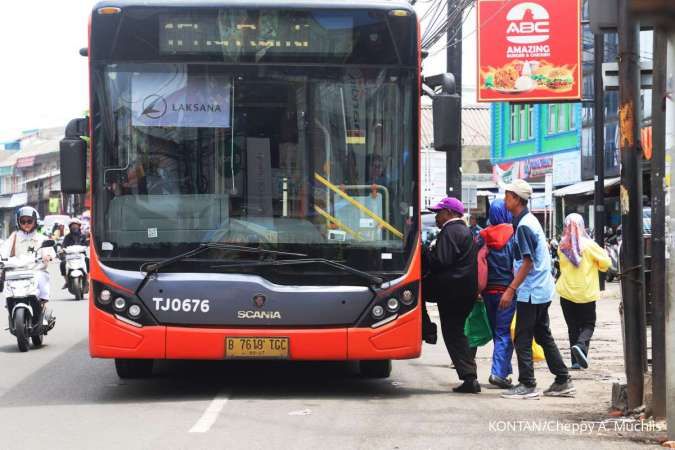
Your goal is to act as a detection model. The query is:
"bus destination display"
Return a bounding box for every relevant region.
[159,11,354,58]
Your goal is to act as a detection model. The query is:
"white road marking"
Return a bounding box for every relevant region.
[189,392,230,433]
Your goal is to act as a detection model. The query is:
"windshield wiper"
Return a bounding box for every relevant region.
[140,243,307,274]
[211,258,384,287]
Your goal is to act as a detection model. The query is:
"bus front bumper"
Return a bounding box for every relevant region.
[89,304,421,360]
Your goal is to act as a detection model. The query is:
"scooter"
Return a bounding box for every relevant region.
[61,245,89,300]
[549,238,561,281]
[2,240,56,352]
[605,235,621,282]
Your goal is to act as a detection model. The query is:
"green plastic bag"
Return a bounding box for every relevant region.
[464,300,493,348]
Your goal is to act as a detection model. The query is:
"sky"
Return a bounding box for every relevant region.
[0,1,477,141]
[417,1,479,103]
[0,1,97,141]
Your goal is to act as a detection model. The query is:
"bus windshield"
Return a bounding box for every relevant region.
[92,62,418,273]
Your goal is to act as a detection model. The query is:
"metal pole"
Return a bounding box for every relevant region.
[617,0,647,410]
[650,26,668,419]
[446,0,462,200]
[594,32,606,291]
[667,28,675,445]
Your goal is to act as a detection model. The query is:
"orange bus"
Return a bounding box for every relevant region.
[61,0,423,379]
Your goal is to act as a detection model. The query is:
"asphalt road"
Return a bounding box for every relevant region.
[0,268,656,450]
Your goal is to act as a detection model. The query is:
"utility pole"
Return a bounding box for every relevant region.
[446,0,462,200]
[668,29,675,445]
[593,32,606,291]
[650,26,668,419]
[617,0,647,410]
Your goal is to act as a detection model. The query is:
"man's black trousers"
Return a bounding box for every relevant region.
[514,299,569,387]
[436,299,477,382]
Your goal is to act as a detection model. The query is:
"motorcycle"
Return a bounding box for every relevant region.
[2,240,56,352]
[605,235,621,282]
[549,238,561,281]
[61,244,89,300]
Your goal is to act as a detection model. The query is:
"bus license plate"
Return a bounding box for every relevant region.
[225,337,289,359]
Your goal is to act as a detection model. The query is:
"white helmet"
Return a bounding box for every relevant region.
[69,218,82,227]
[16,206,39,232]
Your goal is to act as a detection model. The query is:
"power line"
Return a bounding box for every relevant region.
[429,0,514,57]
[421,0,474,50]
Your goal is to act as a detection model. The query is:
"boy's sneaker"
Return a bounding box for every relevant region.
[543,380,576,397]
[501,384,540,399]
[571,345,589,369]
[489,374,513,389]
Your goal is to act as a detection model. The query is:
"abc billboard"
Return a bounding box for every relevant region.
[477,0,581,102]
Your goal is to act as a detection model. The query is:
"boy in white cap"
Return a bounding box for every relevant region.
[499,179,575,399]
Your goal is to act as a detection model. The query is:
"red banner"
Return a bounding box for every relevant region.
[477,0,581,102]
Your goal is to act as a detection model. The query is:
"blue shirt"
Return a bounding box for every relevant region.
[512,208,554,304]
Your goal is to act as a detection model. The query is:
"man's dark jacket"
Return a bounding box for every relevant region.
[63,232,88,248]
[423,219,477,307]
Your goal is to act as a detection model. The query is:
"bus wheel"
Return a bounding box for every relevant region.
[359,360,392,378]
[115,358,154,379]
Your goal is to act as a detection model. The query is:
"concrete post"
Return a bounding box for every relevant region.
[666,29,675,443]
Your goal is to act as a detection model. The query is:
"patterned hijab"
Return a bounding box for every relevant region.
[559,213,591,267]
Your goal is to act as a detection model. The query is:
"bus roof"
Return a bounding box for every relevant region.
[93,0,416,14]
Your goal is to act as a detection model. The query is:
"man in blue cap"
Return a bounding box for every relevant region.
[422,197,480,393]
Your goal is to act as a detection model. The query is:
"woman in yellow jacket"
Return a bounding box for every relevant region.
[556,213,611,370]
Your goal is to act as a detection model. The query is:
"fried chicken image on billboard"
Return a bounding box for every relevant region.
[493,65,519,90]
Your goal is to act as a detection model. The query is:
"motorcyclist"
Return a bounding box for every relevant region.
[60,218,90,288]
[0,206,55,310]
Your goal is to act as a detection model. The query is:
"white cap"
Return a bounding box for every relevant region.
[504,179,533,200]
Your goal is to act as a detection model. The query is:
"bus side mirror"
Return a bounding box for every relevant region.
[432,93,461,152]
[65,117,89,139]
[60,138,87,193]
[425,73,461,153]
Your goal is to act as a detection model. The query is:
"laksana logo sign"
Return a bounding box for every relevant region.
[141,94,224,119]
[132,72,231,128]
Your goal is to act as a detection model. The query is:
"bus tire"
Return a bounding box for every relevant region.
[115,358,154,379]
[359,359,392,378]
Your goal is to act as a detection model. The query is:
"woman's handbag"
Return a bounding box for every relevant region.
[464,300,493,348]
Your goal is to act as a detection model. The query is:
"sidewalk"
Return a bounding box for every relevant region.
[425,282,666,446]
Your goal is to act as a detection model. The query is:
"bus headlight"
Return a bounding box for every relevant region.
[99,289,112,304]
[371,305,385,319]
[401,289,414,305]
[386,298,400,312]
[113,297,127,311]
[128,305,142,318]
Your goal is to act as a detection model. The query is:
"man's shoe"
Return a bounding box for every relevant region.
[423,333,437,345]
[452,379,481,394]
[571,345,589,369]
[569,362,582,370]
[489,374,513,389]
[501,383,540,399]
[423,322,438,344]
[543,380,576,397]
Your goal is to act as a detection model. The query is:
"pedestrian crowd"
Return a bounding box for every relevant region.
[422,179,610,399]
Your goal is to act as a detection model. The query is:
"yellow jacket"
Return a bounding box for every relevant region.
[556,240,611,303]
